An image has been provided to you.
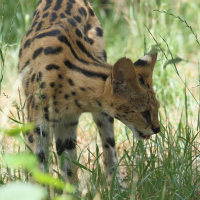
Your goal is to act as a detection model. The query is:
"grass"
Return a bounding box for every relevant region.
[0,0,200,199]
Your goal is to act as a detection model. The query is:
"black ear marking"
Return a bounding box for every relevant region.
[134,59,147,67]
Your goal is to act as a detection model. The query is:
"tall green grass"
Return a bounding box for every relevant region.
[0,0,200,199]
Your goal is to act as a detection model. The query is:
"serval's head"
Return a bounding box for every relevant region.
[111,53,160,139]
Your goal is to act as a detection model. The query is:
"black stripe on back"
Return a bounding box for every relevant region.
[36,21,44,32]
[43,0,53,11]
[33,47,43,59]
[44,46,63,55]
[76,40,100,63]
[64,60,108,81]
[20,60,30,73]
[65,2,72,15]
[54,0,63,11]
[58,35,88,64]
[58,35,106,68]
[34,29,61,40]
[24,39,31,49]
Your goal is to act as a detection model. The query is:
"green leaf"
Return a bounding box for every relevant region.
[64,156,94,174]
[0,182,46,200]
[0,108,24,124]
[0,48,4,84]
[3,153,39,172]
[147,44,161,55]
[33,171,74,191]
[163,57,183,68]
[0,48,4,70]
[53,195,74,200]
[3,154,74,191]
[4,123,34,136]
[110,167,117,199]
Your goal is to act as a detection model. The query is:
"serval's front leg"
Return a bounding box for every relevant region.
[92,112,125,187]
[54,115,80,183]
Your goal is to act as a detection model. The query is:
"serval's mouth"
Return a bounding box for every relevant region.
[138,130,151,140]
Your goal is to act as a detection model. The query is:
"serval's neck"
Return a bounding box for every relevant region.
[73,63,115,116]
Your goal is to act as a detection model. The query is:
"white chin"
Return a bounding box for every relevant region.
[126,125,146,140]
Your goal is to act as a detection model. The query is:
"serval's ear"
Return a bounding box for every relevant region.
[133,53,157,85]
[111,57,141,94]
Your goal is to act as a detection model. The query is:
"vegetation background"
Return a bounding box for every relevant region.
[0,0,200,199]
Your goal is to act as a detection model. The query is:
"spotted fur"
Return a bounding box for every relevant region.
[19,0,160,184]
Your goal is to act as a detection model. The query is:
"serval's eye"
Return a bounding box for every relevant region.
[141,111,151,123]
